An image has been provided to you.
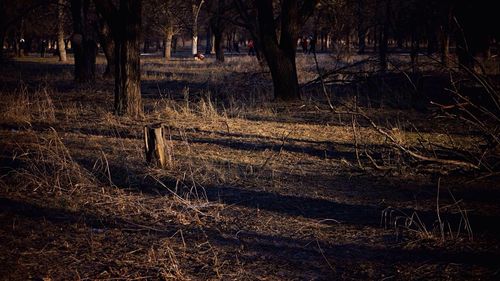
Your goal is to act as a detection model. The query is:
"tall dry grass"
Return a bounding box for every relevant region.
[1,83,56,124]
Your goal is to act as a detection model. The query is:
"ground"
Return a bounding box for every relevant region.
[0,52,499,280]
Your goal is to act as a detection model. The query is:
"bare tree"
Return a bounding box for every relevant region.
[256,0,318,101]
[163,0,174,60]
[190,0,204,55]
[57,0,68,62]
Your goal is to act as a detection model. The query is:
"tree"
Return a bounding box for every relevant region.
[57,0,68,62]
[70,0,97,83]
[209,0,226,62]
[357,0,366,54]
[255,0,318,101]
[96,16,115,77]
[186,0,205,55]
[163,0,174,60]
[93,0,143,117]
[234,0,264,62]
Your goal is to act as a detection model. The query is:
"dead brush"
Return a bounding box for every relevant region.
[1,83,32,124]
[381,178,473,243]
[13,128,95,194]
[148,241,187,280]
[0,82,57,124]
[32,84,56,122]
[197,91,219,119]
[435,67,500,172]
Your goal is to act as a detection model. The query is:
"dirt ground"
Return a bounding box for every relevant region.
[1,53,499,280]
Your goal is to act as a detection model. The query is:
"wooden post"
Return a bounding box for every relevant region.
[144,123,171,168]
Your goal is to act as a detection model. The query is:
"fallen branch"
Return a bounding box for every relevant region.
[357,109,480,170]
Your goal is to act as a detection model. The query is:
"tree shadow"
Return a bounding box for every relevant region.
[1,195,498,280]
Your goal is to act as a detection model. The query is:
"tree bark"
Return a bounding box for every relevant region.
[214,29,224,62]
[113,0,142,117]
[93,0,142,117]
[164,24,173,60]
[57,0,67,62]
[191,33,198,55]
[211,0,225,62]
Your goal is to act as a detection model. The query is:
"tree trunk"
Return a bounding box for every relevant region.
[256,0,305,102]
[191,12,198,55]
[143,39,149,53]
[211,35,215,54]
[0,0,4,58]
[267,51,299,101]
[427,30,438,55]
[357,0,366,54]
[164,24,173,60]
[0,31,5,58]
[379,0,390,72]
[214,29,224,62]
[97,18,115,78]
[191,34,198,55]
[211,0,225,62]
[172,36,177,53]
[441,30,450,66]
[113,0,142,117]
[57,0,67,62]
[410,30,419,73]
[396,34,403,49]
[204,25,211,55]
[71,0,96,83]
[440,5,452,67]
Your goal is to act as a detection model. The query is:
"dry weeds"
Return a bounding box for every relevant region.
[0,54,499,280]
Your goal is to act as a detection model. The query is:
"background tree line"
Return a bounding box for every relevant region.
[1,0,498,116]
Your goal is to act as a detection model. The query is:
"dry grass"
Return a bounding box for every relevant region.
[0,54,499,280]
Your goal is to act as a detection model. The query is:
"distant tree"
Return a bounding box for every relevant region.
[356,0,367,54]
[142,0,182,60]
[57,0,68,62]
[162,0,175,60]
[234,0,264,62]
[175,0,206,55]
[93,0,143,117]
[0,0,47,58]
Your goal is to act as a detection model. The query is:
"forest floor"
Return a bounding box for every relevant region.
[0,52,499,280]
